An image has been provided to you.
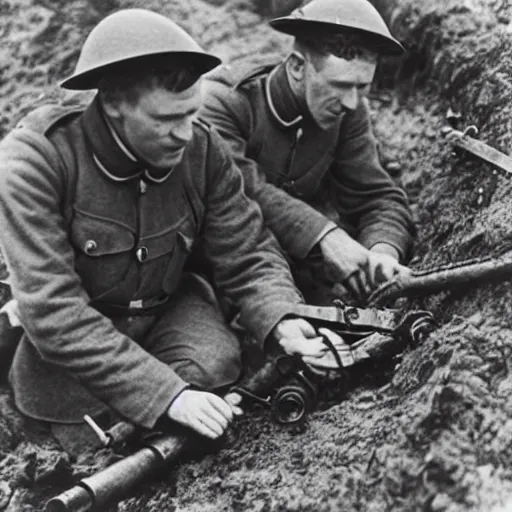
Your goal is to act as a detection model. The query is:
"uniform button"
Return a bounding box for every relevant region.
[282,181,296,194]
[285,181,303,197]
[84,240,97,254]
[136,246,148,262]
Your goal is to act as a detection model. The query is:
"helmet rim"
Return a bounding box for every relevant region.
[59,8,221,91]
[269,18,404,56]
[60,51,221,90]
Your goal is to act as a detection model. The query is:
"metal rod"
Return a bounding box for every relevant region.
[368,250,512,305]
[45,435,188,512]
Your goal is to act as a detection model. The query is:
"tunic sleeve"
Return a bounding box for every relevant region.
[201,126,304,345]
[329,100,415,261]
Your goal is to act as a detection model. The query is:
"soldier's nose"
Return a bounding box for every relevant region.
[171,118,194,143]
[340,87,359,111]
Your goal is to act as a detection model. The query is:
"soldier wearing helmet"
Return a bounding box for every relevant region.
[0,9,339,453]
[200,0,415,302]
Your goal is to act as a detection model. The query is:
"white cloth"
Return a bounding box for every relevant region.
[0,299,21,327]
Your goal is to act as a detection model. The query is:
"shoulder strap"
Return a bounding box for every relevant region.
[206,60,278,90]
[15,105,81,134]
[15,105,82,226]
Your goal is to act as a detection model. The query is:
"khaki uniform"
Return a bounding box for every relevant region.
[0,97,303,429]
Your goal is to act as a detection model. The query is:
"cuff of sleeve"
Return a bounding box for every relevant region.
[239,300,303,350]
[309,221,338,250]
[134,374,190,430]
[154,384,192,431]
[287,217,334,260]
[359,228,410,263]
[369,242,400,260]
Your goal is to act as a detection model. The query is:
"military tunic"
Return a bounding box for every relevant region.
[0,97,303,428]
[200,62,415,262]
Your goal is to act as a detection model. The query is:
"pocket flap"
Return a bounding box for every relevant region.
[138,229,177,261]
[138,216,195,262]
[71,210,135,256]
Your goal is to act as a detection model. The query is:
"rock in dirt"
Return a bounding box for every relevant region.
[4,489,29,512]
[0,481,12,510]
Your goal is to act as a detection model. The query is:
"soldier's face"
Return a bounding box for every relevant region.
[303,53,376,129]
[110,81,202,170]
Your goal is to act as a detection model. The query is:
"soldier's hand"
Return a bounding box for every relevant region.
[368,243,411,289]
[319,228,372,300]
[320,231,410,301]
[272,318,328,359]
[167,389,236,439]
[223,391,244,417]
[302,327,354,371]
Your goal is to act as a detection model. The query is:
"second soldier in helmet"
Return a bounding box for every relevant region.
[200,0,415,302]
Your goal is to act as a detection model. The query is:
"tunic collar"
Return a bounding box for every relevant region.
[82,96,174,183]
[265,63,303,129]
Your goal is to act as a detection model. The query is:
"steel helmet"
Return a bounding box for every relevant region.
[269,0,404,56]
[60,9,221,90]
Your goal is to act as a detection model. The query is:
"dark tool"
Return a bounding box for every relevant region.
[368,248,512,306]
[46,433,188,512]
[272,367,318,425]
[46,302,434,512]
[234,303,435,424]
[289,302,435,359]
[443,124,512,178]
[231,353,318,426]
[46,353,313,512]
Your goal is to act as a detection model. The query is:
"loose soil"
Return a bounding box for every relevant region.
[1,0,512,511]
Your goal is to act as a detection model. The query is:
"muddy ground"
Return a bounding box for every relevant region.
[1,0,512,510]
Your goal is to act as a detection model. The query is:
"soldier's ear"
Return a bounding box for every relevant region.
[286,51,306,83]
[100,91,124,120]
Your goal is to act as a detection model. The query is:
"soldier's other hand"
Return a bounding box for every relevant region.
[272,318,328,359]
[223,391,244,417]
[319,228,371,300]
[319,228,368,279]
[167,389,234,439]
[368,243,411,288]
[302,327,354,371]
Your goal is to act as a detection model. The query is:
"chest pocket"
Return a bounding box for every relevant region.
[70,209,136,300]
[71,209,198,302]
[139,213,196,297]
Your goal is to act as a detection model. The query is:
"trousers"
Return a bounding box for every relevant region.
[34,273,243,455]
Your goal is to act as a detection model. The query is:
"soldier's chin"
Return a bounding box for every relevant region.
[316,114,339,131]
[154,148,185,169]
